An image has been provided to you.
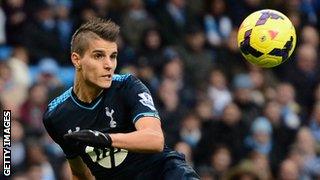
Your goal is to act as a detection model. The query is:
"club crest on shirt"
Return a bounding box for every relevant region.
[105,107,117,128]
[138,92,156,111]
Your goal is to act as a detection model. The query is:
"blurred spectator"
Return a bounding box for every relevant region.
[22,2,65,64]
[136,58,159,96]
[209,145,232,179]
[195,97,214,122]
[285,44,320,120]
[247,151,273,179]
[20,83,48,135]
[207,69,232,118]
[86,0,120,21]
[55,2,74,51]
[3,0,27,45]
[7,45,31,88]
[248,68,266,105]
[227,0,264,26]
[11,120,27,173]
[72,4,97,29]
[230,151,271,180]
[11,171,28,180]
[244,117,273,156]
[248,66,278,106]
[72,0,119,27]
[156,0,196,45]
[224,167,259,180]
[0,61,11,87]
[0,5,6,44]
[291,127,320,179]
[232,73,261,125]
[263,100,297,171]
[116,33,137,70]
[0,60,26,108]
[36,57,65,100]
[121,0,156,48]
[215,28,248,78]
[162,49,183,82]
[26,140,55,180]
[161,48,195,107]
[300,25,319,49]
[157,79,184,147]
[143,0,161,14]
[278,159,300,180]
[299,0,318,25]
[196,102,247,165]
[197,166,215,180]
[176,26,215,89]
[185,0,204,17]
[26,164,43,180]
[264,85,277,102]
[309,103,320,149]
[179,112,202,148]
[138,27,164,75]
[287,10,302,30]
[41,133,65,178]
[275,82,301,128]
[204,0,232,47]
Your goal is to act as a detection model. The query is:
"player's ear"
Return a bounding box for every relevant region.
[71,52,81,70]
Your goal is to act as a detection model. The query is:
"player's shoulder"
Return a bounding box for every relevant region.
[43,87,73,121]
[112,74,142,89]
[112,73,139,83]
[112,73,131,82]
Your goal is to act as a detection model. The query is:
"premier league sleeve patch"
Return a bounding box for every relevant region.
[125,75,160,123]
[138,92,156,111]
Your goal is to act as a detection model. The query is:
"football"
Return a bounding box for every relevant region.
[237,9,296,68]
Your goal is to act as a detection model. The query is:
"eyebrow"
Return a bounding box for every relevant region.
[92,50,105,54]
[92,50,118,55]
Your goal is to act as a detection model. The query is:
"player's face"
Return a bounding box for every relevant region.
[75,38,118,89]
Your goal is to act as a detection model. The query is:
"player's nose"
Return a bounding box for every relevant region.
[103,57,113,70]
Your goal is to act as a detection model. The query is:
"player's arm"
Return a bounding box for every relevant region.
[63,75,164,153]
[64,117,164,153]
[68,156,95,180]
[43,114,94,179]
[110,116,164,153]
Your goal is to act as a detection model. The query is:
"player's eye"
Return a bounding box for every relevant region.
[110,54,117,60]
[94,53,105,60]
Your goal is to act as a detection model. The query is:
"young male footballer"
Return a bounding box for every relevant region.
[43,18,199,180]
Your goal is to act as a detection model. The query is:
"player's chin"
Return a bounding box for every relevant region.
[97,80,112,89]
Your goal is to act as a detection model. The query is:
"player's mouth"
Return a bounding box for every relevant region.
[102,74,112,80]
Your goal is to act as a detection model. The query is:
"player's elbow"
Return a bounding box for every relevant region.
[144,132,164,153]
[154,133,164,152]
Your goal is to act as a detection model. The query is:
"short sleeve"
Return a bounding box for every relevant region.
[43,113,80,159]
[124,75,160,123]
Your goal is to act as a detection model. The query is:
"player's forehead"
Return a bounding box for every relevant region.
[86,37,118,54]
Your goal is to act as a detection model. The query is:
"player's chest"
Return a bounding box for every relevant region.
[64,97,133,134]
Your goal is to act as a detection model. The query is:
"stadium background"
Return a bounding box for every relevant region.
[0,0,319,179]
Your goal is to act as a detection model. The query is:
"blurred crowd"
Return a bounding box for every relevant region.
[0,0,319,179]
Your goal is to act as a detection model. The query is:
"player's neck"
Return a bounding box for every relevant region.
[73,80,103,103]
